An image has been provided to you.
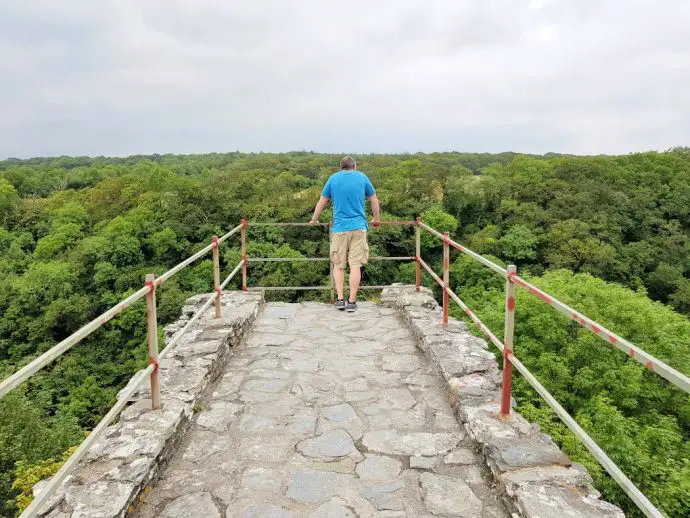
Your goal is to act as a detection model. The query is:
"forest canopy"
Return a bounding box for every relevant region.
[0,150,688,517]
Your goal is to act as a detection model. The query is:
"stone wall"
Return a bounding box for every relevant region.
[381,285,625,518]
[36,291,263,518]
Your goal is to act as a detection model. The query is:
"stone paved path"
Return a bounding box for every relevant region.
[137,302,510,517]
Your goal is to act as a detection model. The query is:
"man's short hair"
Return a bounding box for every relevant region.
[340,156,356,170]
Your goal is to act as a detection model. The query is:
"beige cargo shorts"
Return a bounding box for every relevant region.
[330,230,369,270]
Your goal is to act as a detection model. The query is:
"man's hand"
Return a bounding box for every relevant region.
[371,218,381,228]
[310,217,318,225]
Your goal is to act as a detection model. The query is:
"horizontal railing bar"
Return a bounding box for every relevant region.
[248,222,330,227]
[219,260,245,291]
[510,274,690,395]
[156,225,241,286]
[417,221,445,240]
[247,285,400,292]
[446,237,507,276]
[248,286,329,291]
[247,256,414,263]
[248,257,330,262]
[156,244,214,286]
[21,363,155,517]
[247,221,416,227]
[0,286,151,400]
[446,288,505,352]
[374,220,417,226]
[419,258,444,288]
[215,224,243,246]
[509,354,663,518]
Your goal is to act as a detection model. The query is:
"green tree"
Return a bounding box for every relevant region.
[0,179,20,227]
[0,393,83,517]
[419,206,457,249]
[12,446,77,513]
[500,225,539,262]
[670,279,690,314]
[646,264,683,302]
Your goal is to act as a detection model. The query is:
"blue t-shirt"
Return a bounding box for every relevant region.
[321,170,376,233]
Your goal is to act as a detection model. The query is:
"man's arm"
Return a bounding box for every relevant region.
[310,196,329,224]
[369,194,381,226]
[363,176,380,227]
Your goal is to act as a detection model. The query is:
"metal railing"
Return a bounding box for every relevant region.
[415,220,690,518]
[1,224,247,517]
[1,218,688,517]
[239,219,417,301]
[0,219,415,517]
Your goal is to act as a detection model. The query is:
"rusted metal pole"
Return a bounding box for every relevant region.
[415,218,421,292]
[212,235,221,319]
[501,265,517,416]
[145,273,161,410]
[442,232,449,327]
[241,219,248,292]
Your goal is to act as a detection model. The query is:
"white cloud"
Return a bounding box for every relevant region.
[524,24,559,43]
[0,0,689,158]
[529,0,552,10]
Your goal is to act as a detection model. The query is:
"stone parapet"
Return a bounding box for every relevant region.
[36,291,263,518]
[381,284,625,518]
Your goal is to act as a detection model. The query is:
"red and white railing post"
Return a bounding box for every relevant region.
[415,217,421,292]
[241,219,248,292]
[442,232,450,327]
[212,235,221,319]
[501,264,517,416]
[144,273,161,410]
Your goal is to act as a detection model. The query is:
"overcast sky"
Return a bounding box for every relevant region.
[1,0,688,159]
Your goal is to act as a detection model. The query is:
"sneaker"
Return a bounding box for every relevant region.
[345,301,357,313]
[334,299,346,311]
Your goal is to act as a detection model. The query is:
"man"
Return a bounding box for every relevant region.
[311,156,380,312]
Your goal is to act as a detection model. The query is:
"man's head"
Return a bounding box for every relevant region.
[340,156,356,170]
